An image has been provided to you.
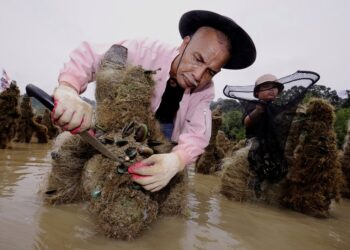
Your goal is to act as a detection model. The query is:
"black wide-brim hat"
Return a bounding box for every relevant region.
[179,10,256,70]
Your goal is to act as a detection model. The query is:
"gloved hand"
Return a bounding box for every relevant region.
[128,152,185,192]
[244,102,267,128]
[255,103,266,113]
[52,83,93,133]
[250,102,267,118]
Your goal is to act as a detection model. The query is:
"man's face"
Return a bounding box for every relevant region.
[175,27,230,91]
[257,82,279,101]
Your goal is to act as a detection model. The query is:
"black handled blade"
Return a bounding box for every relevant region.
[26,84,54,110]
[25,84,121,162]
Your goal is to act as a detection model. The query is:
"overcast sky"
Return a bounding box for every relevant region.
[1,0,349,100]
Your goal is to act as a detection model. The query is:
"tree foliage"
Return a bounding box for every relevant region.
[341,90,350,108]
[308,85,342,107]
[210,98,243,113]
[221,110,245,140]
[212,84,350,146]
[335,108,350,148]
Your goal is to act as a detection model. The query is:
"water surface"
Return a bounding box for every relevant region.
[0,143,349,250]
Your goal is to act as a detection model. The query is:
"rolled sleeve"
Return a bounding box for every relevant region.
[58,41,109,94]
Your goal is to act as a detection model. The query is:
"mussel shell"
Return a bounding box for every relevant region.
[104,137,115,144]
[115,139,128,147]
[95,124,107,132]
[91,188,102,198]
[125,147,137,160]
[51,151,60,160]
[122,121,135,138]
[134,123,148,142]
[130,184,141,190]
[45,189,57,195]
[137,146,154,156]
[148,139,163,147]
[116,164,129,174]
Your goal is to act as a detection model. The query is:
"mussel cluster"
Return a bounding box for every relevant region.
[80,120,183,240]
[0,82,20,148]
[14,96,48,143]
[220,98,344,218]
[44,44,187,240]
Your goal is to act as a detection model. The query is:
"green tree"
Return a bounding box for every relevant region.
[334,108,350,148]
[308,85,341,107]
[211,98,243,113]
[341,90,350,108]
[221,110,245,140]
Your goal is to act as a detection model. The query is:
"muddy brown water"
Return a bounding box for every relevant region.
[0,143,349,250]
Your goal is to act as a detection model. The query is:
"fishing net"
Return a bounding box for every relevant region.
[223,71,320,193]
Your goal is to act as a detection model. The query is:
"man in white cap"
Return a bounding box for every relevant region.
[242,73,287,191]
[223,70,319,197]
[243,74,284,133]
[51,10,256,192]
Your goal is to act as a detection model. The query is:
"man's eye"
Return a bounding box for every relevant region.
[194,54,202,62]
[208,70,216,77]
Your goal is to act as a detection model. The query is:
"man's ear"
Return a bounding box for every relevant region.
[179,36,191,51]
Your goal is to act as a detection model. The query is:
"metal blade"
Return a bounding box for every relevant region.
[80,131,121,162]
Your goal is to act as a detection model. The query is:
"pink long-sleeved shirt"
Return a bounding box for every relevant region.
[58,38,214,165]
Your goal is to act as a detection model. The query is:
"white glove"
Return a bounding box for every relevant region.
[128,152,185,192]
[52,84,93,133]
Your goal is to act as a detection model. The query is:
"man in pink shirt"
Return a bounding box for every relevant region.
[52,10,256,192]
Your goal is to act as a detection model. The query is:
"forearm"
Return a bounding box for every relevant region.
[58,41,109,94]
[244,106,265,128]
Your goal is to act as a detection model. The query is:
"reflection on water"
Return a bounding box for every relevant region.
[0,143,349,250]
